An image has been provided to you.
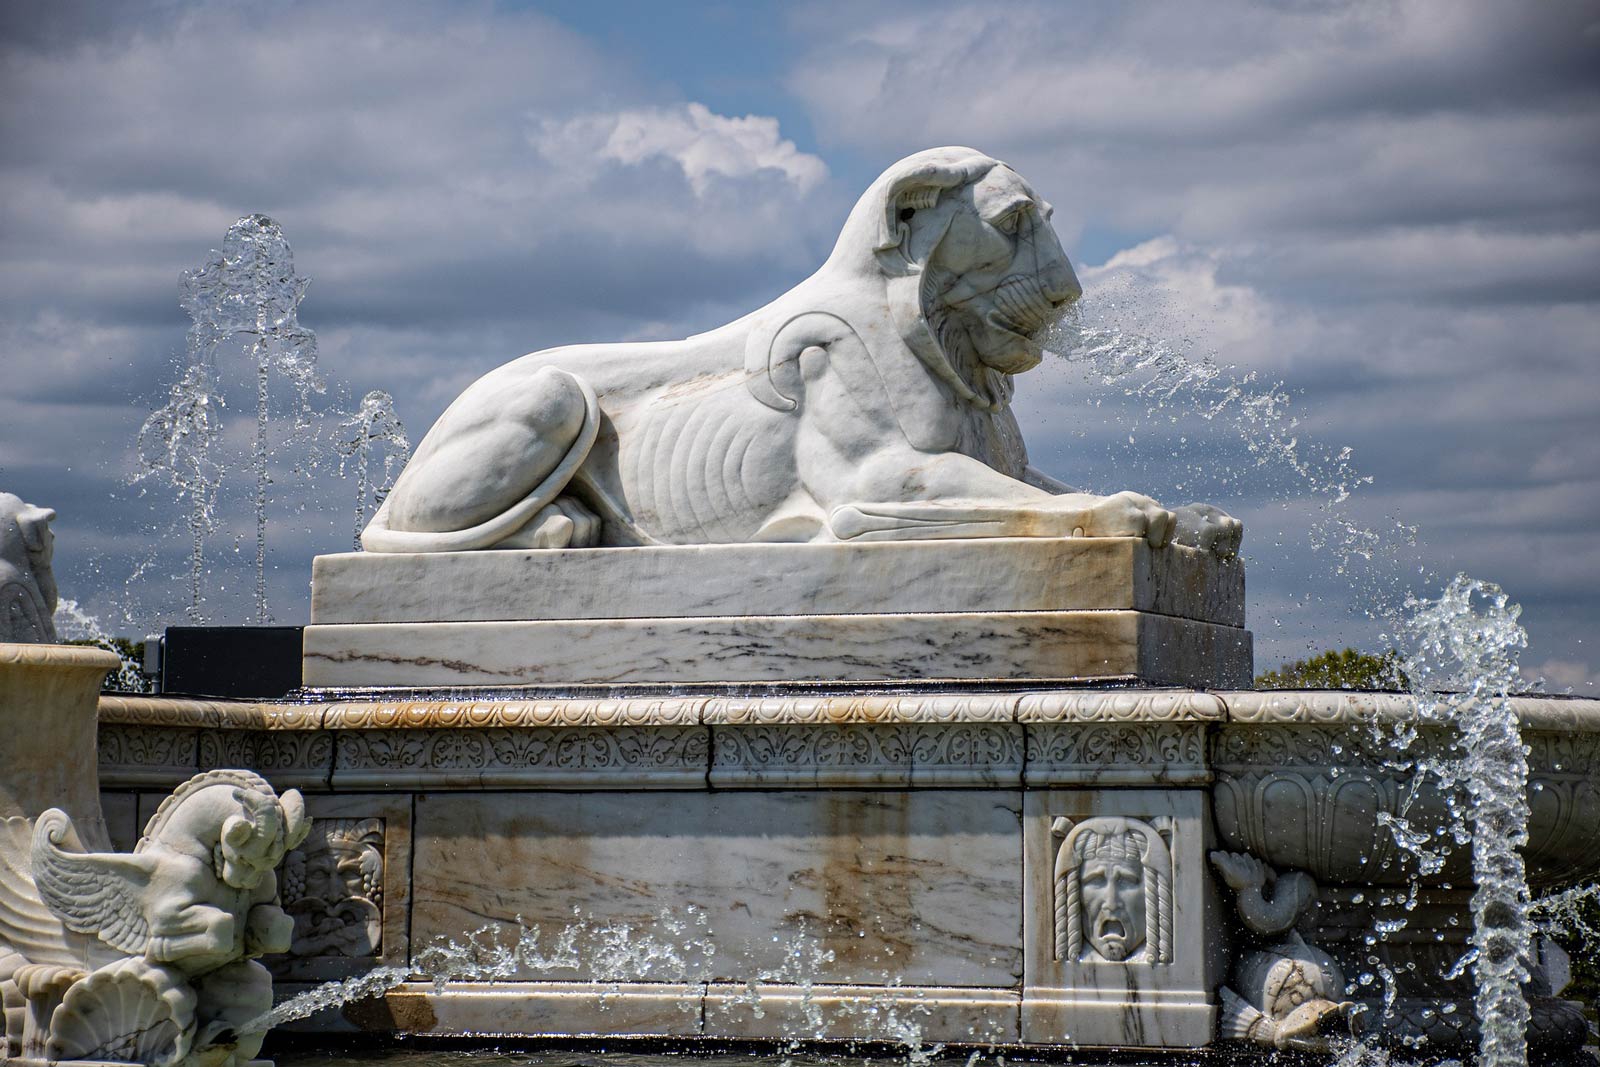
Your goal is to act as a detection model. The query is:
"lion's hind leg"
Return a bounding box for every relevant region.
[494,496,602,549]
[362,366,600,552]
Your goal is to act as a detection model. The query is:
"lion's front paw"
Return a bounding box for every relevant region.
[1074,491,1175,548]
[494,495,601,549]
[1171,502,1242,558]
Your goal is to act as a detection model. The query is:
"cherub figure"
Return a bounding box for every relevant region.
[15,769,310,1065]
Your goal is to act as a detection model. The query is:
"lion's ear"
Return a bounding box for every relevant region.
[16,505,54,554]
[874,160,985,275]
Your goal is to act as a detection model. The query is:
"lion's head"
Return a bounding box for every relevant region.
[745,148,1081,418]
[859,147,1081,410]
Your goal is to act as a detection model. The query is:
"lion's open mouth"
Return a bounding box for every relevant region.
[990,272,1062,339]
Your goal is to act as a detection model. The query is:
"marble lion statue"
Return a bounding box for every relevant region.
[0,770,308,1065]
[363,146,1241,556]
[0,492,58,643]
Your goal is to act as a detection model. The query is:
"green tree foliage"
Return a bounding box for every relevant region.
[1255,647,1408,690]
[62,637,150,693]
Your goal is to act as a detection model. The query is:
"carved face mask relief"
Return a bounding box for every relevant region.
[1081,852,1148,962]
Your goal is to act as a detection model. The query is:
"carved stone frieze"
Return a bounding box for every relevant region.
[1218,691,1600,733]
[1219,691,1414,725]
[1026,722,1206,786]
[710,722,1022,787]
[1019,690,1224,724]
[1212,724,1449,885]
[333,725,709,788]
[197,729,335,788]
[1524,730,1600,886]
[321,698,706,729]
[703,693,1018,725]
[95,724,197,787]
[100,696,324,730]
[1213,723,1600,888]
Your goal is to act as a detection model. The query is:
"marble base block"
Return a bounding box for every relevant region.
[310,538,1245,626]
[304,538,1250,690]
[90,691,1600,1056]
[303,609,1252,688]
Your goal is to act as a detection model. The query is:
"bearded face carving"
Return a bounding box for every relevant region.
[1053,815,1174,965]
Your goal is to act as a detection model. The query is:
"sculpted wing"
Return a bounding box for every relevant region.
[0,815,82,967]
[31,809,156,956]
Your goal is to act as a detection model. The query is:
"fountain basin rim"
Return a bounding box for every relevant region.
[98,688,1600,730]
[1,639,122,671]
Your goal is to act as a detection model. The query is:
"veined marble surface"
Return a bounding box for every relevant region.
[311,538,1244,626]
[407,789,1023,988]
[82,688,1600,1053]
[302,609,1253,688]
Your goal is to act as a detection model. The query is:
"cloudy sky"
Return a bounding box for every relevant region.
[2,0,1596,688]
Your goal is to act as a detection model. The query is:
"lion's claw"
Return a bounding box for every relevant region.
[1079,491,1175,548]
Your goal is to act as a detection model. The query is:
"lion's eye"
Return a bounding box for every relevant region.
[996,209,1023,235]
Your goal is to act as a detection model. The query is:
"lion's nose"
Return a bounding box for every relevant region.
[1042,256,1082,307]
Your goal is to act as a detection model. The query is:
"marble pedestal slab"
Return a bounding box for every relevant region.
[310,538,1244,626]
[302,538,1252,689]
[303,610,1252,689]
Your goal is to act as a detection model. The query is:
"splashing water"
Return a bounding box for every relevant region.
[1044,297,1575,1063]
[1045,303,1403,588]
[51,597,145,691]
[1401,576,1533,1067]
[134,363,225,622]
[336,390,410,550]
[178,214,323,623]
[244,910,949,1063]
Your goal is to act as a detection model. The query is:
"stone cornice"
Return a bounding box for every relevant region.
[99,689,1600,730]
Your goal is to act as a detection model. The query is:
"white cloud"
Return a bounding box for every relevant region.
[1524,658,1600,694]
[537,103,827,196]
[0,1,837,629]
